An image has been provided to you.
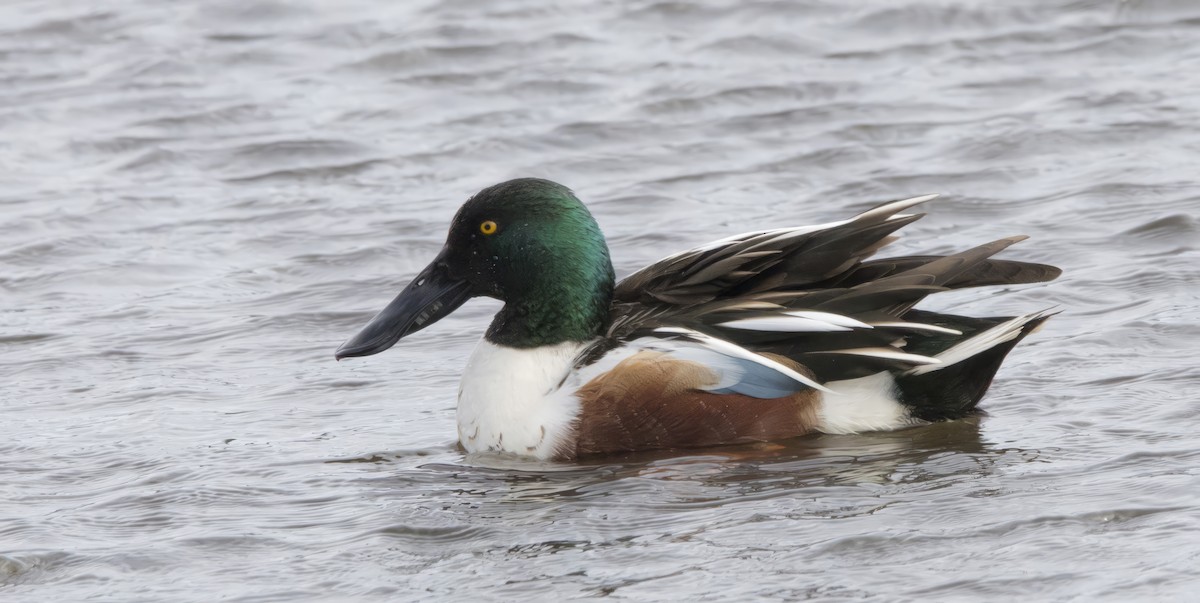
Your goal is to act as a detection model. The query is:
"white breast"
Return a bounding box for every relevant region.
[456,339,589,459]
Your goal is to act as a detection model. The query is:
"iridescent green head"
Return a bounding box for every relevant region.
[336,179,615,358]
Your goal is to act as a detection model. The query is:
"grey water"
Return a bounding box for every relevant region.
[3,0,1199,600]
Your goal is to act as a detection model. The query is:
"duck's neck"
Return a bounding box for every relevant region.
[485,271,614,348]
[485,213,616,348]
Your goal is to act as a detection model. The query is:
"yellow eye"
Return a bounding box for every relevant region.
[480,220,497,235]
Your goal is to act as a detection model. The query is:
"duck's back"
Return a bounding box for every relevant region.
[560,194,1060,458]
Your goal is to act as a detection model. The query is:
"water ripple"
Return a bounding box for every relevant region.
[3,0,1200,600]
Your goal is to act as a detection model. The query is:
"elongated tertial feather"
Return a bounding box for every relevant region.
[814,347,941,365]
[855,194,939,222]
[869,321,963,335]
[717,316,853,332]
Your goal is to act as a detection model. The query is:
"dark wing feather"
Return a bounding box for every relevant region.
[612,194,938,307]
[831,256,1062,289]
[589,194,1060,384]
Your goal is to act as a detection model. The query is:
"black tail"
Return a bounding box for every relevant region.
[895,310,1055,422]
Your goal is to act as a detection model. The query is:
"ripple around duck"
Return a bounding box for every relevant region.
[208,139,386,181]
[694,34,823,57]
[635,82,860,120]
[0,550,79,586]
[1120,212,1200,240]
[342,33,599,76]
[128,103,272,135]
[363,523,495,545]
[5,0,1200,599]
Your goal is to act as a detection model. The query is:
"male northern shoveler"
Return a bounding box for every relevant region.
[336,178,1060,460]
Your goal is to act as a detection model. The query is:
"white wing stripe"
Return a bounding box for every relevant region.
[717,316,852,332]
[783,311,872,329]
[819,348,941,365]
[870,321,963,335]
[652,327,832,392]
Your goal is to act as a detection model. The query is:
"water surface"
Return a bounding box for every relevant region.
[3,0,1200,600]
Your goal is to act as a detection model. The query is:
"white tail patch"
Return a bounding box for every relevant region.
[905,310,1054,376]
[817,372,925,434]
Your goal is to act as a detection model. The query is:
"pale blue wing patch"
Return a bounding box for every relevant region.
[643,327,832,398]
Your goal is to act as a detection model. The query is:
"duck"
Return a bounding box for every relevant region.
[335,178,1060,460]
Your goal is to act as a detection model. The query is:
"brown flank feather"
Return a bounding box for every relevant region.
[569,351,820,458]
